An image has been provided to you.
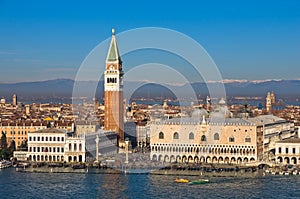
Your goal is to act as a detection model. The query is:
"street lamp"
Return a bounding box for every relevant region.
[125,137,129,164]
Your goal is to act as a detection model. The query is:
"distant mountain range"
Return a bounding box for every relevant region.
[0,79,300,103]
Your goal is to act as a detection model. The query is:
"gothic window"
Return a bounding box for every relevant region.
[159,132,164,139]
[189,132,194,140]
[229,136,235,142]
[107,77,118,83]
[173,132,179,139]
[201,135,206,142]
[245,136,251,142]
[214,133,219,140]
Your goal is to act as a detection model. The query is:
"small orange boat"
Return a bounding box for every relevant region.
[174,178,189,183]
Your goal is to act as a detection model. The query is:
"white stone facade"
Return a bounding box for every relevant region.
[150,117,263,165]
[65,137,85,162]
[275,138,300,165]
[27,128,66,162]
[27,128,86,163]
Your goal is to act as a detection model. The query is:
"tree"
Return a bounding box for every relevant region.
[9,140,16,151]
[19,139,28,151]
[0,131,7,149]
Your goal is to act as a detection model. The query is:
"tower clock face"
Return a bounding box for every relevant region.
[109,65,115,70]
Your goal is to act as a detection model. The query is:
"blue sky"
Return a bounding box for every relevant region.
[0,0,299,83]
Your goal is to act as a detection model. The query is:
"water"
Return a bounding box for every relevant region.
[1,168,300,199]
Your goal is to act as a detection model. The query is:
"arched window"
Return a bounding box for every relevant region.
[245,136,251,142]
[201,135,206,141]
[173,132,179,139]
[214,133,219,140]
[159,132,164,139]
[189,132,194,140]
[74,144,77,151]
[229,136,235,142]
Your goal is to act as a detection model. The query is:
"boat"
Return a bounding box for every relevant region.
[0,160,12,169]
[174,178,189,183]
[72,164,86,169]
[188,179,209,185]
[279,171,284,175]
[293,170,298,175]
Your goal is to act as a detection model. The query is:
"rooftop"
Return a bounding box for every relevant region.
[29,127,66,134]
[152,117,256,126]
[276,138,300,144]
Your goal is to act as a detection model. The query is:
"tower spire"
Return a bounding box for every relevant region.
[106,28,122,63]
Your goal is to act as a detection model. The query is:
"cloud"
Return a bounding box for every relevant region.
[0,51,16,55]
[12,58,45,63]
[44,67,77,72]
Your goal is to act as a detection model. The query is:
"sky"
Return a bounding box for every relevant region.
[0,0,299,83]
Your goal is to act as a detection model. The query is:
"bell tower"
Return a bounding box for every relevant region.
[266,92,272,113]
[104,28,124,144]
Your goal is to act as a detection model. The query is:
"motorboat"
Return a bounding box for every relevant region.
[188,179,209,185]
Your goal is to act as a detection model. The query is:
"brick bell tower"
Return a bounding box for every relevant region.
[104,28,124,145]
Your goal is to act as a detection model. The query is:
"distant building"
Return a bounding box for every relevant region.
[12,94,17,107]
[271,91,275,104]
[0,121,74,149]
[136,120,150,147]
[25,104,30,115]
[75,121,100,136]
[266,92,273,112]
[247,115,296,159]
[206,96,211,112]
[0,97,6,104]
[0,121,47,149]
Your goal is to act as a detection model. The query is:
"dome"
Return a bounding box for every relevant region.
[191,108,208,118]
[219,97,226,105]
[211,106,232,118]
[210,111,225,119]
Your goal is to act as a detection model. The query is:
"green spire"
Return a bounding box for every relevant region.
[106,28,121,62]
